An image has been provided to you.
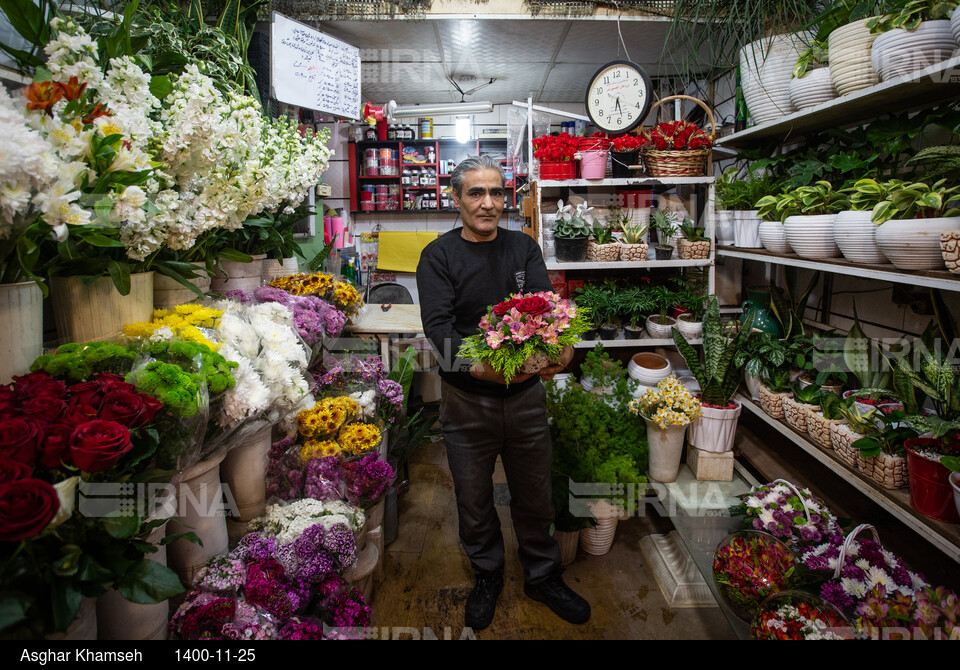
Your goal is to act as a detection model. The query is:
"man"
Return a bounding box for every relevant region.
[416,154,590,631]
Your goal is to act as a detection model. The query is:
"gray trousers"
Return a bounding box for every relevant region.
[440,380,561,584]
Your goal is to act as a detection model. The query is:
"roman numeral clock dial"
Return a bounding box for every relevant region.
[585,61,653,134]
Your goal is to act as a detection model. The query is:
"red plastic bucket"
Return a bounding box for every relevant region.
[539,161,577,180]
[578,136,611,151]
[904,438,960,523]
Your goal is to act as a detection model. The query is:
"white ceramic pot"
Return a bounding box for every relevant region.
[645,420,688,483]
[829,18,881,95]
[579,504,619,556]
[875,216,960,270]
[788,67,837,110]
[687,400,742,453]
[733,210,763,248]
[758,220,792,254]
[784,214,840,259]
[953,6,960,45]
[740,32,812,124]
[0,280,43,385]
[834,210,889,264]
[715,210,736,246]
[941,229,960,273]
[871,20,958,81]
[645,315,676,339]
[743,372,761,401]
[628,351,672,385]
[675,313,703,339]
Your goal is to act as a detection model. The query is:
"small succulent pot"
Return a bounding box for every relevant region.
[619,242,648,261]
[806,411,845,451]
[678,239,711,260]
[942,229,960,274]
[654,245,675,260]
[860,451,909,490]
[587,239,621,262]
[758,383,791,419]
[782,396,819,433]
[831,423,866,471]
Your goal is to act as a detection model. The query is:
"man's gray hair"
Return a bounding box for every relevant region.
[450,154,505,197]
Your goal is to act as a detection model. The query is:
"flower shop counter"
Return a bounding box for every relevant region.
[344,304,423,368]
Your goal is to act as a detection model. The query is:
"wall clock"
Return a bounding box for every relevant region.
[584,60,653,134]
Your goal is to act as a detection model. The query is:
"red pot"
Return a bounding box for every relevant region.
[904,438,960,524]
[539,161,577,180]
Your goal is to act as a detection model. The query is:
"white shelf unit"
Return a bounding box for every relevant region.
[574,337,701,350]
[718,61,960,567]
[737,394,960,563]
[535,175,718,296]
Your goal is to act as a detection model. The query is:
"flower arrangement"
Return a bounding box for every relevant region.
[122,305,225,351]
[458,290,592,385]
[732,480,841,545]
[751,593,849,640]
[267,273,363,318]
[628,375,702,429]
[855,584,960,640]
[341,453,395,507]
[30,341,137,382]
[532,132,579,162]
[252,286,347,345]
[611,133,649,151]
[249,499,365,545]
[644,120,712,151]
[799,533,928,613]
[713,531,797,621]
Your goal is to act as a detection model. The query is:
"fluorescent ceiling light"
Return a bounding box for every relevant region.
[455,116,471,143]
[387,100,493,119]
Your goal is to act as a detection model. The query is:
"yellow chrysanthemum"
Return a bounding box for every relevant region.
[338,423,381,454]
[122,322,157,338]
[320,440,342,458]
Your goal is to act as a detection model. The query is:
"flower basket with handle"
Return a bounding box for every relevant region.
[639,95,715,177]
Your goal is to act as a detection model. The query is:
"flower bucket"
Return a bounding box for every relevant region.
[578,150,608,179]
[904,438,960,523]
[343,542,379,604]
[210,254,267,294]
[95,520,171,640]
[579,515,618,556]
[539,161,576,180]
[0,280,43,385]
[153,263,211,310]
[220,421,272,522]
[610,150,638,178]
[50,272,154,344]
[688,401,741,453]
[645,420,687,483]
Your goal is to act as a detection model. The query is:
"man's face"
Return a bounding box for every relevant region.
[453,168,505,242]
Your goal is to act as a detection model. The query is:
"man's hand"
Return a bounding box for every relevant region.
[539,345,574,382]
[469,362,535,385]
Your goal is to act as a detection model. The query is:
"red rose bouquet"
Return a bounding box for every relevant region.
[644,120,712,151]
[532,133,579,162]
[611,134,649,151]
[457,291,593,385]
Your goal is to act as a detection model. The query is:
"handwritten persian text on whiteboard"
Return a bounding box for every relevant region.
[270,12,360,120]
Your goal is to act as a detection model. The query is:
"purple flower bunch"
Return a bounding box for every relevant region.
[244,558,312,620]
[341,453,395,506]
[304,456,342,501]
[323,522,358,571]
[318,355,386,388]
[377,378,404,424]
[739,481,840,546]
[800,534,928,612]
[253,286,347,345]
[278,617,327,640]
[222,289,256,303]
[315,574,371,634]
[276,523,336,581]
[266,436,303,500]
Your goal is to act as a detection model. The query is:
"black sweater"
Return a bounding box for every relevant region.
[416,227,553,397]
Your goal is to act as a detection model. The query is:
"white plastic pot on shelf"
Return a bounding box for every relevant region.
[739,32,811,124]
[783,214,840,259]
[758,220,792,254]
[875,216,960,270]
[870,20,958,81]
[828,18,880,95]
[733,210,763,248]
[715,210,736,246]
[833,210,889,264]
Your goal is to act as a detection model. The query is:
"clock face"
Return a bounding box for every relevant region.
[584,60,652,134]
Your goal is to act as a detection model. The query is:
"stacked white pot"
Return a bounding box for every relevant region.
[828,18,881,95]
[784,214,840,259]
[871,20,958,81]
[788,67,838,110]
[833,210,889,264]
[758,220,792,254]
[740,33,812,124]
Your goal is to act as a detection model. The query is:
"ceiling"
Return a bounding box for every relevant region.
[310,16,709,106]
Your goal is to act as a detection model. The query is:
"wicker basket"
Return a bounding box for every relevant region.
[638,95,715,178]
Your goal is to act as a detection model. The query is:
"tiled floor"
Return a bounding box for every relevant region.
[368,438,738,640]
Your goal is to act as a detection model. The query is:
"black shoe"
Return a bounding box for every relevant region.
[464,569,504,630]
[524,572,591,624]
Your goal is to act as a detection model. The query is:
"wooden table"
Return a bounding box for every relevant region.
[344,304,423,369]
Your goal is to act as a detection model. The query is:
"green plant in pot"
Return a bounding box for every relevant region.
[591,281,622,340]
[617,285,657,339]
[672,285,709,339]
[646,284,677,338]
[677,217,711,260]
[734,329,789,399]
[576,343,639,397]
[572,282,609,340]
[789,331,850,391]
[588,218,620,262]
[651,209,679,260]
[673,298,757,453]
[866,0,957,33]
[783,380,823,432]
[619,220,649,261]
[553,199,593,263]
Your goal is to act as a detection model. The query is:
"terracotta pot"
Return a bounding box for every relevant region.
[674,313,702,339]
[645,314,676,339]
[941,229,960,274]
[579,515,618,556]
[860,451,909,490]
[678,239,711,260]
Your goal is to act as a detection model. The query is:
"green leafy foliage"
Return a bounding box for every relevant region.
[851,409,919,457]
[791,381,823,404]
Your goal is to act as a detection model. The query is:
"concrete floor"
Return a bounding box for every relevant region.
[368,439,738,640]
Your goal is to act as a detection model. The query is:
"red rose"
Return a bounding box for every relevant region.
[20,396,66,423]
[95,372,137,395]
[0,478,60,541]
[493,298,521,316]
[67,380,108,409]
[0,417,42,464]
[516,296,551,316]
[654,137,668,150]
[673,137,685,150]
[69,420,133,472]
[99,391,161,428]
[11,372,66,399]
[0,456,32,484]
[60,403,99,427]
[0,386,17,414]
[38,423,74,469]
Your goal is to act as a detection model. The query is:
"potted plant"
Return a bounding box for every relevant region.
[617,284,656,339]
[609,133,649,178]
[618,218,649,261]
[735,329,790,401]
[592,282,622,340]
[850,408,918,489]
[835,178,896,263]
[673,286,708,339]
[673,297,758,453]
[677,217,712,260]
[826,0,891,96]
[870,178,960,270]
[646,284,677,338]
[754,189,795,254]
[552,199,594,262]
[783,381,823,433]
[784,181,849,259]
[758,368,795,419]
[867,0,959,81]
[577,343,639,396]
[651,209,680,260]
[789,33,837,111]
[716,168,785,248]
[791,331,850,393]
[533,133,579,180]
[640,117,714,178]
[831,402,884,469]
[628,376,702,482]
[571,282,605,340]
[806,390,850,450]
[587,218,620,262]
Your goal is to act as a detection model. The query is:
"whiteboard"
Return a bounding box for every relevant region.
[270,12,361,120]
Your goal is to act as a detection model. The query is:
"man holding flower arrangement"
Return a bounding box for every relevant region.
[417,155,590,632]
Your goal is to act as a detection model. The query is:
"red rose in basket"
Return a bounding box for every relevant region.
[611,134,649,151]
[644,120,712,151]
